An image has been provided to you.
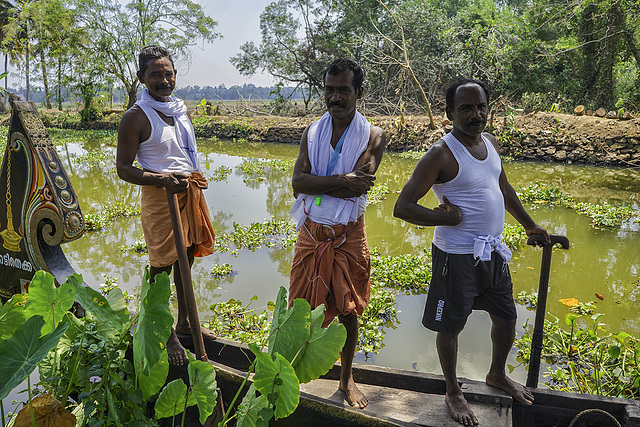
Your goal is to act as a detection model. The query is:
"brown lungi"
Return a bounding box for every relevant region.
[141,171,215,267]
[288,216,370,327]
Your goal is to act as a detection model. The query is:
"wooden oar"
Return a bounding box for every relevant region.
[525,233,569,388]
[166,189,208,361]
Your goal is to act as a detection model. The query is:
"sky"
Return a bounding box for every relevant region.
[7,0,276,91]
[175,0,274,88]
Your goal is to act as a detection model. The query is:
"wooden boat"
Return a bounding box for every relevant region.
[177,334,640,427]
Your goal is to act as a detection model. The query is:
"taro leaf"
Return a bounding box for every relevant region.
[250,343,300,419]
[133,270,173,375]
[188,359,218,424]
[13,393,75,427]
[236,384,273,427]
[138,350,169,401]
[24,271,75,335]
[268,287,311,362]
[608,345,621,359]
[154,379,196,419]
[107,288,132,326]
[292,305,346,383]
[0,315,69,400]
[0,293,27,341]
[71,275,123,331]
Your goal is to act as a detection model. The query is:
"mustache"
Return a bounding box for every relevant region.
[467,119,486,126]
[328,101,345,109]
[155,84,173,90]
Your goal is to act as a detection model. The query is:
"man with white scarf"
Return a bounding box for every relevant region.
[117,46,215,366]
[289,58,386,409]
[394,79,550,426]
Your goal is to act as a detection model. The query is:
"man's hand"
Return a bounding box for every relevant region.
[525,224,551,246]
[433,196,463,225]
[344,163,376,195]
[162,172,189,193]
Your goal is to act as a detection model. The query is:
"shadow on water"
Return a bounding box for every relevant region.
[59,137,639,385]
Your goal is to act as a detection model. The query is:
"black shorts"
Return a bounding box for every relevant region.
[422,244,517,332]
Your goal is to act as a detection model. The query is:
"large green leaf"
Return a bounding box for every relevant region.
[293,305,346,383]
[154,379,195,420]
[107,288,132,326]
[138,350,169,401]
[0,315,69,400]
[188,358,218,424]
[72,275,123,331]
[133,269,173,375]
[268,287,311,362]
[24,271,75,335]
[236,384,273,427]
[0,293,27,341]
[250,343,300,420]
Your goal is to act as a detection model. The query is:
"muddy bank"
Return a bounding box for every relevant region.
[24,109,640,167]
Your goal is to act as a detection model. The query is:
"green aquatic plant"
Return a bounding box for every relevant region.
[214,218,297,254]
[502,223,528,252]
[121,239,148,254]
[237,158,294,184]
[46,128,117,145]
[370,249,431,295]
[514,312,640,399]
[359,283,399,357]
[517,182,575,207]
[205,296,272,346]
[397,150,426,160]
[75,147,111,168]
[210,165,233,182]
[211,263,233,277]
[84,201,141,231]
[367,180,392,205]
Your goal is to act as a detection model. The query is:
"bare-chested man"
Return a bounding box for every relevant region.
[289,58,386,409]
[394,79,549,425]
[117,45,216,365]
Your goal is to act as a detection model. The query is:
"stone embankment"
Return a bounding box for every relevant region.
[23,109,640,167]
[194,112,640,167]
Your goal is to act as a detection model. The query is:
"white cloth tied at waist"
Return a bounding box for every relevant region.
[473,235,512,263]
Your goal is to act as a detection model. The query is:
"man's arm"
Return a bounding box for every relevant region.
[291,125,386,198]
[486,134,550,241]
[393,142,462,226]
[116,107,188,194]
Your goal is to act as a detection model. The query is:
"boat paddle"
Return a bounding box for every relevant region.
[165,189,208,361]
[525,233,570,388]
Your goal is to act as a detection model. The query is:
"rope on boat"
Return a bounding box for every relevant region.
[567,408,621,427]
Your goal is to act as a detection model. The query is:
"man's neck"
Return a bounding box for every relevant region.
[451,127,482,147]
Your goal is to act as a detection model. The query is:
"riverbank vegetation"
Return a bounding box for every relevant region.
[2,0,638,120]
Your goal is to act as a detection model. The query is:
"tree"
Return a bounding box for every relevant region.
[231,0,337,112]
[74,0,220,109]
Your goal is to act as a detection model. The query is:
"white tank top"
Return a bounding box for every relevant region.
[135,102,195,174]
[432,132,504,254]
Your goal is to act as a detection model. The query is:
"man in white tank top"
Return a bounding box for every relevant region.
[394,79,550,426]
[289,59,386,409]
[117,46,216,366]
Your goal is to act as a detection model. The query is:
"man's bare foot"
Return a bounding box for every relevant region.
[339,378,368,409]
[445,393,479,426]
[485,373,534,405]
[175,324,218,341]
[167,328,189,365]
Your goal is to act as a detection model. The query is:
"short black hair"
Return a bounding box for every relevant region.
[138,45,175,75]
[445,79,490,111]
[323,58,364,91]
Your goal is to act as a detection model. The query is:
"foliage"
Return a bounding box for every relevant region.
[358,283,399,357]
[367,180,391,205]
[514,312,640,398]
[0,270,218,426]
[205,296,273,345]
[518,182,640,229]
[215,218,298,255]
[210,165,233,182]
[237,158,294,184]
[211,263,233,277]
[502,223,528,252]
[121,239,148,254]
[84,201,141,231]
[370,249,431,295]
[219,287,346,425]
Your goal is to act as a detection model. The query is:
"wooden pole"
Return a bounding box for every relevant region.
[166,189,208,361]
[526,234,569,388]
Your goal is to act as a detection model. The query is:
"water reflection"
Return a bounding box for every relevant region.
[57,138,639,385]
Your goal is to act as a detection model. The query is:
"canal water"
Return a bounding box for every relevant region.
[56,136,640,389]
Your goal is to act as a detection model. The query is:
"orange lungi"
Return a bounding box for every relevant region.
[288,216,370,327]
[141,171,215,267]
